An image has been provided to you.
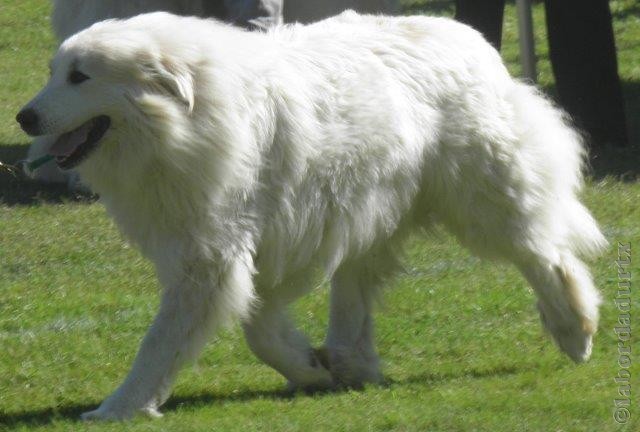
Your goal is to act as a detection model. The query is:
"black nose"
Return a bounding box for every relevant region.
[16,108,40,135]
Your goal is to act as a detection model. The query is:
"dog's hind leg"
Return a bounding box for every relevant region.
[242,303,334,391]
[324,247,401,388]
[439,199,603,362]
[429,81,606,362]
[497,84,606,362]
[432,166,604,362]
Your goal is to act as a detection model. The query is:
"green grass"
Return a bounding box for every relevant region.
[1,1,639,431]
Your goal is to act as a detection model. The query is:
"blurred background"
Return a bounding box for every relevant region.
[405,0,640,178]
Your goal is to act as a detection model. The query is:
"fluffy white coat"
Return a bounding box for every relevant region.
[19,11,605,420]
[28,0,399,187]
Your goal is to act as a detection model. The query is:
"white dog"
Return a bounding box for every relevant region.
[17,11,605,420]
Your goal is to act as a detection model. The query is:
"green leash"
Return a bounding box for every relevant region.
[25,154,54,171]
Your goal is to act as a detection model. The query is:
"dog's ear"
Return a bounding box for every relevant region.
[142,55,195,113]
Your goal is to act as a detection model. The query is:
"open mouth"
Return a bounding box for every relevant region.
[49,115,111,170]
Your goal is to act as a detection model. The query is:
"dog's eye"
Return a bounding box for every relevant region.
[68,70,90,84]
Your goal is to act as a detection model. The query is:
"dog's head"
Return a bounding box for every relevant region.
[16,13,196,172]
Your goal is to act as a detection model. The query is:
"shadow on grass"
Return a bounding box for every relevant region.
[0,143,95,205]
[0,403,97,429]
[0,388,293,427]
[0,365,521,427]
[384,363,520,387]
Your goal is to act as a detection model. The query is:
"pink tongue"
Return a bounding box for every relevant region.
[49,121,93,157]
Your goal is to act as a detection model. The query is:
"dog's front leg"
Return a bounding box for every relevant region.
[82,256,255,421]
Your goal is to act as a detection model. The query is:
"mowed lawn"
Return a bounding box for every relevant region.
[1,0,639,431]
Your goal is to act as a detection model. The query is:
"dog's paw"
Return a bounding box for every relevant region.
[537,300,595,363]
[326,345,383,389]
[81,405,162,421]
[285,347,336,394]
[141,406,164,418]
